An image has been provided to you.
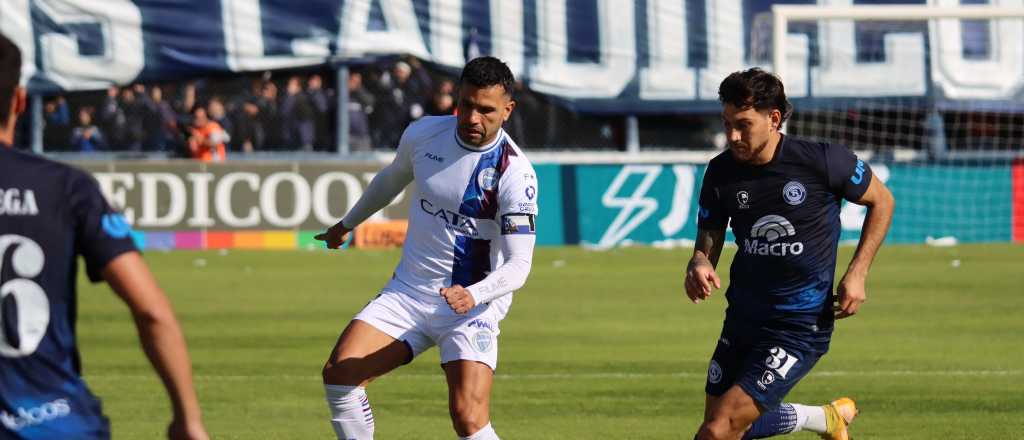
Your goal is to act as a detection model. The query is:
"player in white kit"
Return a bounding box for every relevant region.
[315,57,537,440]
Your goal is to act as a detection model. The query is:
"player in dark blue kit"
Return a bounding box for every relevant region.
[0,35,208,439]
[686,69,894,440]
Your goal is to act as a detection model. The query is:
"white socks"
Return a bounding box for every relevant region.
[325,384,375,440]
[790,403,828,433]
[325,384,499,440]
[459,423,500,440]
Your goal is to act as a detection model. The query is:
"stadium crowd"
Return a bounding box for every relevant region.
[32,56,725,157]
[38,57,572,158]
[40,60,428,159]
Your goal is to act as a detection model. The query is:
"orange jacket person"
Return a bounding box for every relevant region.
[187,106,228,161]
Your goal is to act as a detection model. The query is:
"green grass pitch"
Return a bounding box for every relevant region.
[77,244,1024,439]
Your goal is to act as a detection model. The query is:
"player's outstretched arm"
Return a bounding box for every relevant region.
[101,252,209,440]
[836,173,894,319]
[316,149,414,248]
[685,228,725,304]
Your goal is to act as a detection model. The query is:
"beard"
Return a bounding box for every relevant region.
[729,138,768,163]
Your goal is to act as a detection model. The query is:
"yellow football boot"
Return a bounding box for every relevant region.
[819,397,858,440]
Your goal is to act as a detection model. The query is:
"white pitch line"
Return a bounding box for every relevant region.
[85,370,1023,382]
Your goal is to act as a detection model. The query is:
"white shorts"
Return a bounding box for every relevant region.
[353,289,510,370]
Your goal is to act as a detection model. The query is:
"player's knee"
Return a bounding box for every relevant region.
[449,396,488,436]
[322,357,370,386]
[695,418,743,440]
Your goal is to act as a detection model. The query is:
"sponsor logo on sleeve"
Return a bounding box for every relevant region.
[708,360,722,384]
[101,212,132,239]
[525,185,536,200]
[516,202,537,214]
[851,160,866,185]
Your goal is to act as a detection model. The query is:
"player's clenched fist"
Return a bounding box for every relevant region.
[685,262,721,304]
[834,273,867,319]
[315,222,351,249]
[440,285,476,314]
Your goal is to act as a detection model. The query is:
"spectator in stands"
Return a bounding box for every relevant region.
[426,79,456,116]
[393,60,428,121]
[405,56,434,103]
[39,59,573,154]
[70,107,106,152]
[187,106,228,161]
[281,75,315,150]
[143,85,179,152]
[98,86,126,149]
[43,96,71,149]
[347,71,374,151]
[207,97,233,139]
[427,91,454,116]
[257,80,281,148]
[371,60,428,148]
[233,97,264,153]
[119,85,147,150]
[307,74,333,150]
[436,77,455,98]
[174,81,198,116]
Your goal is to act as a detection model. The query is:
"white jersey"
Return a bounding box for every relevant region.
[343,116,538,308]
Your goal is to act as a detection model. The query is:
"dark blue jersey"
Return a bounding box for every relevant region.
[697,135,872,338]
[0,145,136,439]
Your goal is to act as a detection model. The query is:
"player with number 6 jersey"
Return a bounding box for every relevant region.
[0,35,207,440]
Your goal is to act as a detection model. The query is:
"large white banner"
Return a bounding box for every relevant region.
[1,0,1021,110]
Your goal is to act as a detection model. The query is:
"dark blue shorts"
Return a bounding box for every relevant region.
[704,325,825,412]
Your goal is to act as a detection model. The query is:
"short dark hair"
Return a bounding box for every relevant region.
[0,33,22,123]
[459,56,515,96]
[718,68,793,127]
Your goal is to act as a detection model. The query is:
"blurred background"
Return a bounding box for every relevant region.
[2,0,1022,247]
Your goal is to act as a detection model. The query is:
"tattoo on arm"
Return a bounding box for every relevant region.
[691,229,726,269]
